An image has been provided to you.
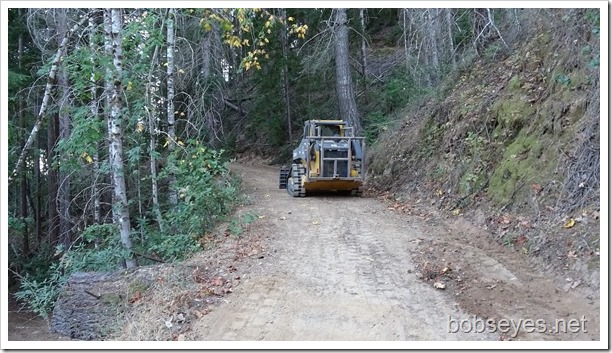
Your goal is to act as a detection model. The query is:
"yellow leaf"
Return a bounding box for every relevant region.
[81,152,93,164]
[312,220,320,225]
[178,68,185,74]
[288,16,294,22]
[163,139,169,148]
[163,62,168,67]
[127,81,133,91]
[177,140,184,147]
[180,112,185,116]
[452,208,461,216]
[136,121,145,133]
[563,218,576,228]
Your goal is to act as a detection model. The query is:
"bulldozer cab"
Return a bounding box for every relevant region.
[306,120,353,138]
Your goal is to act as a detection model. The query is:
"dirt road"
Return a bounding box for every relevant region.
[187,163,600,341]
[9,163,599,343]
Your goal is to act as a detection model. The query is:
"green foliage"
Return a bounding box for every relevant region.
[453,9,474,48]
[363,111,390,144]
[14,268,64,320]
[362,68,427,144]
[163,141,238,239]
[555,74,571,86]
[146,233,201,262]
[417,118,447,159]
[488,130,547,206]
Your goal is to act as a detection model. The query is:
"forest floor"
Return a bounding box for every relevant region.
[8,163,600,342]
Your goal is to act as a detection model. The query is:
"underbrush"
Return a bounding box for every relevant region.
[13,143,245,319]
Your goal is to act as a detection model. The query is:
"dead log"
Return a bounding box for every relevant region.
[50,268,156,340]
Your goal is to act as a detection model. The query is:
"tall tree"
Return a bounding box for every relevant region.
[17,9,29,255]
[280,8,292,142]
[57,10,73,249]
[333,9,361,132]
[166,8,178,207]
[105,8,136,268]
[89,15,102,225]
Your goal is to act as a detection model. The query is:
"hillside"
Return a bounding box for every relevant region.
[367,9,600,289]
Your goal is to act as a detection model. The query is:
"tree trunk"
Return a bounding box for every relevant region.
[58,66,72,249]
[89,16,101,225]
[360,9,368,87]
[427,9,440,84]
[47,112,59,247]
[280,9,292,142]
[333,8,361,133]
[9,13,93,185]
[446,9,456,69]
[144,43,165,233]
[105,8,136,268]
[18,26,30,255]
[166,8,178,207]
[35,130,42,244]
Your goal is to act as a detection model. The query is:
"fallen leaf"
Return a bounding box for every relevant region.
[279,216,286,220]
[312,220,320,225]
[563,218,576,228]
[211,276,224,286]
[452,208,461,216]
[433,282,446,289]
[258,215,266,219]
[129,290,142,304]
[571,280,582,289]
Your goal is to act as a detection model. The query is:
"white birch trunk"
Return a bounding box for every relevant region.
[166,8,178,207]
[105,8,136,268]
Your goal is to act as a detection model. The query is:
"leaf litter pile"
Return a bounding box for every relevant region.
[114,216,268,341]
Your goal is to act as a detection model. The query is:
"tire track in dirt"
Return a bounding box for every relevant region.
[190,164,495,341]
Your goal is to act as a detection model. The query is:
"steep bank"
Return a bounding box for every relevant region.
[367,10,600,289]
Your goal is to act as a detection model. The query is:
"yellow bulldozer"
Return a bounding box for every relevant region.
[279,120,365,197]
